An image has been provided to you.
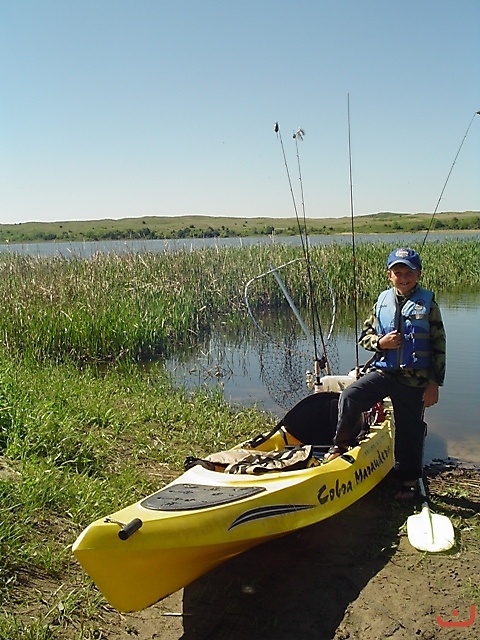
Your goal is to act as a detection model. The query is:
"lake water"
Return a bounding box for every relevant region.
[3,234,479,466]
[1,231,479,258]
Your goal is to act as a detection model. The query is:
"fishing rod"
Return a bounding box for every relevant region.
[274,122,331,380]
[274,123,311,270]
[420,109,480,252]
[347,95,360,378]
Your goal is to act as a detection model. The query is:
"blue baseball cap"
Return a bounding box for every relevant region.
[386,248,422,271]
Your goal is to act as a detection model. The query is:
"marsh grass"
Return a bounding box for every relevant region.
[0,238,479,637]
[0,240,478,363]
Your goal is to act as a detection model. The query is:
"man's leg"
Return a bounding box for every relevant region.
[333,371,392,450]
[389,382,426,482]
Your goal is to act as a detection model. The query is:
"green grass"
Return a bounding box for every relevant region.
[0,357,270,638]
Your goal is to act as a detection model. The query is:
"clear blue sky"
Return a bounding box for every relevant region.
[1,0,479,224]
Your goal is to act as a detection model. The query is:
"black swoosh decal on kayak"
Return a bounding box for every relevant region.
[229,504,315,530]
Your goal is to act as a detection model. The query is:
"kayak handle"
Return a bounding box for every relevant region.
[105,516,143,540]
[118,518,143,540]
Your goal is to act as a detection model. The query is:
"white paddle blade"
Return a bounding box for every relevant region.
[407,505,455,552]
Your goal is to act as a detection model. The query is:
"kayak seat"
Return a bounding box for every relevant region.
[282,391,367,446]
[243,389,368,453]
[280,391,341,446]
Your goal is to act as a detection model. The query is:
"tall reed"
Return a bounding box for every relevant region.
[0,239,478,363]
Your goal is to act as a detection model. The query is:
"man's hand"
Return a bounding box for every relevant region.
[378,330,402,350]
[423,382,439,408]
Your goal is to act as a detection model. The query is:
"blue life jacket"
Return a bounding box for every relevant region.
[374,287,433,370]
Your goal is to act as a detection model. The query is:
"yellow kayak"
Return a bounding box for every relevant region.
[73,376,393,612]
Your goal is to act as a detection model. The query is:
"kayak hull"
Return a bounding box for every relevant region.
[73,401,393,612]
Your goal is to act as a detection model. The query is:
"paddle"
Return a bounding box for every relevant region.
[407,477,455,552]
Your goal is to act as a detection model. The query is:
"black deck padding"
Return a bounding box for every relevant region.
[141,483,266,511]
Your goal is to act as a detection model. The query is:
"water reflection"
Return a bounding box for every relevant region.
[166,292,480,466]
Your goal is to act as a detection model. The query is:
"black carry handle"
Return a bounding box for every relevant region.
[118,518,143,540]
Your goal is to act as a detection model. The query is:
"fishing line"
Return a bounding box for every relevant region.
[347,95,360,376]
[420,109,480,252]
[292,128,331,375]
[293,128,309,246]
[274,123,309,261]
[274,122,331,376]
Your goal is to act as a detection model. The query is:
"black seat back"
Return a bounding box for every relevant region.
[280,392,340,445]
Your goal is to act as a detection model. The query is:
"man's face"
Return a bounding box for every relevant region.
[387,264,421,295]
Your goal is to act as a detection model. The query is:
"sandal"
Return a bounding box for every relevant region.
[395,480,418,500]
[323,445,347,463]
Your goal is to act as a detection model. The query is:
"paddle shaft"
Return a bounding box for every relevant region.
[417,477,434,544]
[418,477,429,505]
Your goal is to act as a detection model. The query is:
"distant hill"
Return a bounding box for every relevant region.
[1,211,479,244]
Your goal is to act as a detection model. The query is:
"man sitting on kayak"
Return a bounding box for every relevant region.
[324,247,446,500]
